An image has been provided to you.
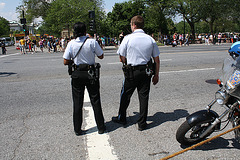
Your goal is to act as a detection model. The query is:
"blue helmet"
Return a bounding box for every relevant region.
[229,41,240,59]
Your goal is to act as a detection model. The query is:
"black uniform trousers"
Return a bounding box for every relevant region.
[118,69,151,128]
[71,75,105,133]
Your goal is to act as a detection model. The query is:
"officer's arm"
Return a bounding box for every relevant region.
[119,55,126,64]
[153,56,160,76]
[63,59,70,65]
[152,56,160,85]
[97,53,104,59]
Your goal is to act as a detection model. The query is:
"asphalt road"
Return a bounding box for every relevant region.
[1,43,240,160]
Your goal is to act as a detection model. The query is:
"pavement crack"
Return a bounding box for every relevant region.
[11,113,30,160]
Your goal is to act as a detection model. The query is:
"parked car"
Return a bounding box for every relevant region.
[4,41,9,46]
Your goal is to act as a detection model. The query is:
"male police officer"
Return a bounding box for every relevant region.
[112,15,160,131]
[63,22,105,135]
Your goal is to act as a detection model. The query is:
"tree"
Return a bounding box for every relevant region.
[106,1,146,37]
[17,0,51,23]
[0,17,10,37]
[18,0,104,36]
[198,0,228,34]
[169,0,202,43]
[144,0,173,41]
[143,0,169,35]
[175,20,191,34]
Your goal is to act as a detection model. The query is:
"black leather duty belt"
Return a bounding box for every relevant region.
[131,65,147,71]
[74,64,94,71]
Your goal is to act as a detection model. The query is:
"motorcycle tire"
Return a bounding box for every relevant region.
[176,120,214,145]
[232,116,240,142]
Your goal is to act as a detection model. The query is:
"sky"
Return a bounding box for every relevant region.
[0,0,181,22]
[0,0,22,21]
[0,0,127,22]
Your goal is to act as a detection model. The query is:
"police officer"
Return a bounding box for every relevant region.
[63,22,106,135]
[112,15,160,131]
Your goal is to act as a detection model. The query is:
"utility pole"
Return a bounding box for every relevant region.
[89,9,96,33]
[183,13,186,42]
[20,10,27,36]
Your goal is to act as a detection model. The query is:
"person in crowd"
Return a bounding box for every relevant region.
[1,41,7,55]
[184,33,189,46]
[32,38,37,52]
[101,36,105,49]
[205,33,209,45]
[53,39,57,52]
[61,38,65,52]
[27,39,33,53]
[47,39,52,53]
[179,34,183,47]
[39,39,44,52]
[213,33,217,45]
[172,33,178,47]
[114,37,118,48]
[218,33,222,45]
[119,32,124,45]
[20,38,26,54]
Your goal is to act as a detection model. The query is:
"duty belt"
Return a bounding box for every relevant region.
[74,64,94,71]
[131,65,147,71]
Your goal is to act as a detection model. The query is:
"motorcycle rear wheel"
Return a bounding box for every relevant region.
[176,121,214,145]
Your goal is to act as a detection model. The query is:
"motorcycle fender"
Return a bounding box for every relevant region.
[186,110,220,127]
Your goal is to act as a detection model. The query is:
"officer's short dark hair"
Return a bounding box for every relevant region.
[131,15,144,29]
[73,22,86,37]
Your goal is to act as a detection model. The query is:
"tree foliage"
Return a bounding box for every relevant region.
[0,17,10,37]
[105,0,173,39]
[105,1,145,37]
[18,0,104,36]
[15,0,240,40]
[17,0,51,23]
[168,0,202,42]
[197,0,230,34]
[144,0,170,35]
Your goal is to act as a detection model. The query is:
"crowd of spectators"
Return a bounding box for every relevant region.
[160,33,239,47]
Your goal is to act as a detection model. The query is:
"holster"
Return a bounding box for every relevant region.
[122,65,134,80]
[68,60,74,75]
[146,59,156,76]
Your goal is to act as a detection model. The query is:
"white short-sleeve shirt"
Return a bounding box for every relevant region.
[117,29,160,66]
[63,36,103,65]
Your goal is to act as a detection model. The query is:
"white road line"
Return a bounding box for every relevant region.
[84,90,118,160]
[108,62,121,65]
[107,59,172,65]
[161,59,172,62]
[160,68,215,74]
[0,53,20,58]
[84,90,90,102]
[82,67,214,159]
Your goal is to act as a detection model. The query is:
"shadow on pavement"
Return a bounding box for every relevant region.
[105,109,189,133]
[179,137,240,150]
[0,72,17,77]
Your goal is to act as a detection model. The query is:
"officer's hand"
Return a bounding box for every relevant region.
[152,74,159,85]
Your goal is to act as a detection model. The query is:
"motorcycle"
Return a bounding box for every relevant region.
[176,43,240,145]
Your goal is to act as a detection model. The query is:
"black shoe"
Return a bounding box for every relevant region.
[98,126,106,134]
[112,116,127,125]
[138,125,147,131]
[75,130,87,136]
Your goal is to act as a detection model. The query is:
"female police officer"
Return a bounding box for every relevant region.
[63,22,105,135]
[112,15,160,131]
